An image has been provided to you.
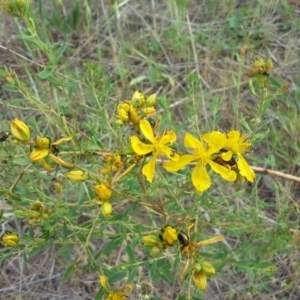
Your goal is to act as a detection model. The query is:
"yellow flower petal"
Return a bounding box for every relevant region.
[99,275,110,292]
[191,163,211,193]
[130,136,154,155]
[220,150,233,161]
[208,160,237,182]
[184,132,203,150]
[52,136,72,145]
[163,155,195,172]
[30,148,49,162]
[41,159,54,171]
[237,155,255,182]
[139,119,155,143]
[48,153,73,167]
[202,131,226,154]
[160,130,177,145]
[195,235,224,247]
[142,154,157,183]
[162,147,179,161]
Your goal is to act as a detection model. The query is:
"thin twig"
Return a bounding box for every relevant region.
[250,166,300,183]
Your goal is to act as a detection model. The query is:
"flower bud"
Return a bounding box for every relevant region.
[192,269,207,291]
[143,107,156,117]
[161,226,178,245]
[29,210,41,219]
[129,106,140,125]
[35,136,51,148]
[265,58,273,74]
[118,108,129,123]
[67,170,89,183]
[142,235,162,248]
[10,118,31,142]
[94,184,112,201]
[2,232,19,247]
[145,94,156,107]
[150,246,163,257]
[0,0,30,17]
[200,261,216,275]
[131,90,145,108]
[101,201,112,217]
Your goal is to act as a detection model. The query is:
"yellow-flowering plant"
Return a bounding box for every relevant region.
[0,6,296,299]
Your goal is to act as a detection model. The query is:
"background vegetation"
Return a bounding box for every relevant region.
[0,0,299,299]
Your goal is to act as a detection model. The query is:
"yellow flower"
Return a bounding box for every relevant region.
[222,130,255,182]
[161,226,178,246]
[66,170,89,183]
[246,56,273,77]
[93,183,112,201]
[130,119,179,183]
[2,232,19,247]
[163,132,237,193]
[100,275,132,300]
[29,136,73,169]
[10,118,31,142]
[101,201,112,217]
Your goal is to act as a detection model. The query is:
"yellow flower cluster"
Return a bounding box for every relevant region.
[10,118,73,170]
[116,90,156,125]
[142,224,223,291]
[246,55,273,77]
[130,114,254,193]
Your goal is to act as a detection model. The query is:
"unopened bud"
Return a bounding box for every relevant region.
[145,94,156,107]
[2,232,19,247]
[101,201,112,217]
[10,118,31,142]
[67,170,89,183]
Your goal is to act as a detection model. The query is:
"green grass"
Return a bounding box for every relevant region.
[0,0,300,299]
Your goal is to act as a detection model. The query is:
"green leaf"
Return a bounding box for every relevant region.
[62,264,76,281]
[54,43,67,64]
[38,68,53,79]
[102,237,122,256]
[109,271,126,282]
[76,233,86,243]
[127,265,138,283]
[126,245,136,263]
[12,157,31,166]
